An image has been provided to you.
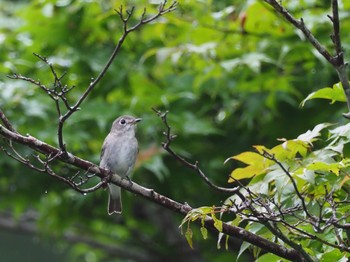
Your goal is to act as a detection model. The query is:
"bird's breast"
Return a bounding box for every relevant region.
[103,135,138,177]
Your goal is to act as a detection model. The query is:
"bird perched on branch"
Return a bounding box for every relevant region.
[100,115,141,215]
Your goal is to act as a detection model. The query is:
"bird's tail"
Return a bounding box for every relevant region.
[107,184,122,215]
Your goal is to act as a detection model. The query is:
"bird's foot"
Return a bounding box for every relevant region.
[124,176,133,187]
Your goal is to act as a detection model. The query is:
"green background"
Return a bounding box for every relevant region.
[1,0,349,261]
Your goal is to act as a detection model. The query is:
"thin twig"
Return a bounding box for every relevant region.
[152,108,239,194]
[0,109,18,133]
[261,150,314,219]
[263,0,350,117]
[281,218,350,252]
[32,53,74,151]
[7,1,178,152]
[330,0,342,58]
[33,153,106,194]
[69,1,177,116]
[56,1,177,151]
[227,174,313,261]
[1,143,45,172]
[1,137,105,194]
[7,74,53,97]
[0,124,307,261]
[263,0,333,64]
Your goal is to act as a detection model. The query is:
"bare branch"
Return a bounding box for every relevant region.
[0,139,105,194]
[0,123,305,261]
[278,216,350,252]
[69,1,177,120]
[7,73,53,97]
[7,1,178,153]
[226,174,314,261]
[260,150,314,220]
[263,0,350,117]
[263,0,333,63]
[152,108,239,194]
[8,70,71,151]
[55,1,177,150]
[0,109,17,133]
[330,0,342,58]
[1,141,45,173]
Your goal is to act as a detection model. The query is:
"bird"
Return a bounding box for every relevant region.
[99,115,141,215]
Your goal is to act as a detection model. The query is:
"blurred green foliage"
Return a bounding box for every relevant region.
[1,0,349,261]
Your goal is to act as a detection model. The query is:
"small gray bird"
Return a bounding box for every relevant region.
[100,115,141,215]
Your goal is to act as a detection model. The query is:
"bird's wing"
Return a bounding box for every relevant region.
[100,137,109,167]
[100,144,106,162]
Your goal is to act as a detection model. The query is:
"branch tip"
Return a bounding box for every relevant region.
[327,14,334,22]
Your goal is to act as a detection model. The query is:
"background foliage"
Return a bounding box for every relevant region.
[1,0,350,261]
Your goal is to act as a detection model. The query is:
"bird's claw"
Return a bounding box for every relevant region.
[124,176,133,187]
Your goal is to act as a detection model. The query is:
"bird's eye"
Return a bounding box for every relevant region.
[119,119,126,125]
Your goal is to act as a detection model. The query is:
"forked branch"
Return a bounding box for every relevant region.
[263,0,350,117]
[7,1,178,152]
[153,108,240,194]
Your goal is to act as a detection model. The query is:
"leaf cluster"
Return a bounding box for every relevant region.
[184,122,350,261]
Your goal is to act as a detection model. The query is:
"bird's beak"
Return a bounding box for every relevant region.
[133,118,142,124]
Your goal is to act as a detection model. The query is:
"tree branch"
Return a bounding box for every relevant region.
[0,108,18,133]
[7,1,178,152]
[263,0,350,117]
[263,0,333,63]
[71,1,177,117]
[0,124,304,261]
[152,108,240,194]
[260,150,313,219]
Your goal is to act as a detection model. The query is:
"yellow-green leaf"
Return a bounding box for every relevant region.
[253,145,270,154]
[200,226,208,240]
[300,82,346,107]
[227,151,273,181]
[340,175,350,187]
[185,227,194,249]
[211,212,223,232]
[271,140,309,159]
[307,162,341,175]
[229,166,265,181]
[231,151,269,165]
[307,159,350,176]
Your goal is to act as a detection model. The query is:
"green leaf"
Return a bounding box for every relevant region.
[296,123,331,144]
[180,207,210,229]
[320,249,347,262]
[274,140,309,159]
[256,253,284,262]
[300,82,346,107]
[200,215,208,240]
[221,52,275,73]
[185,227,194,249]
[211,212,223,232]
[329,122,350,139]
[306,160,350,176]
[200,226,208,240]
[237,242,251,261]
